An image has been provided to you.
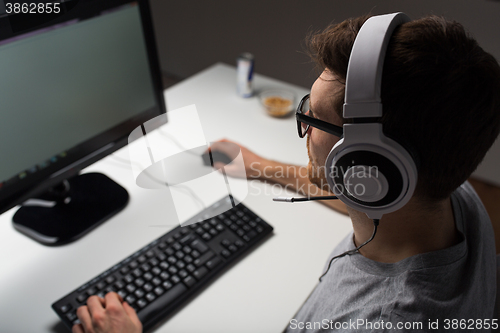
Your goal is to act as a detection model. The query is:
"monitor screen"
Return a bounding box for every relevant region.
[0,0,166,244]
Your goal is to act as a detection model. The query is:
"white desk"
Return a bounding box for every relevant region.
[0,63,351,333]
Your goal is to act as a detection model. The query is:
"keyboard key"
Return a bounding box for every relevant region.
[154,287,164,296]
[137,299,148,308]
[86,287,97,296]
[221,250,231,258]
[159,261,169,269]
[178,270,188,278]
[168,266,178,274]
[129,261,139,269]
[135,278,145,287]
[77,294,87,303]
[171,275,181,284]
[125,295,136,304]
[183,276,196,287]
[180,234,194,245]
[143,283,153,292]
[145,293,156,302]
[191,250,200,258]
[151,267,161,275]
[132,268,143,278]
[162,281,172,290]
[124,274,134,283]
[143,272,153,281]
[115,280,126,290]
[152,277,162,286]
[66,311,77,322]
[228,245,238,252]
[202,233,211,241]
[235,240,244,248]
[190,240,208,253]
[184,255,193,264]
[246,230,257,239]
[117,290,127,298]
[182,246,192,254]
[160,271,170,280]
[138,255,147,263]
[194,252,214,267]
[206,257,222,270]
[60,304,72,313]
[135,289,145,298]
[193,267,208,280]
[186,264,196,273]
[126,284,136,293]
[96,281,107,290]
[165,248,174,256]
[216,224,225,231]
[173,242,182,251]
[146,250,155,258]
[209,228,218,236]
[175,251,184,259]
[221,239,231,247]
[141,264,151,272]
[105,276,115,284]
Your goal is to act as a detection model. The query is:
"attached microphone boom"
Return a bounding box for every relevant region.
[273,196,338,203]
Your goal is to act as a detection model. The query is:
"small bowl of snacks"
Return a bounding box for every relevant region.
[259,89,295,118]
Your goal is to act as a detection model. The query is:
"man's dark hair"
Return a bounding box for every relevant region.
[308,15,500,201]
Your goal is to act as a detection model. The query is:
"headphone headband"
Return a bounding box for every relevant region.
[343,12,410,119]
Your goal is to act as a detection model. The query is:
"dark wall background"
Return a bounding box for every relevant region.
[149,0,500,89]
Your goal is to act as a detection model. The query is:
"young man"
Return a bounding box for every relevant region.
[72,14,500,333]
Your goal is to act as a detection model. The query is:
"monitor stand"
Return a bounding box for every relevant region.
[12,173,129,246]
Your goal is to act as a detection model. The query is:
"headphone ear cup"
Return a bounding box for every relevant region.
[325,124,418,219]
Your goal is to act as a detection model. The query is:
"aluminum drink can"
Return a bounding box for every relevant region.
[236,53,254,97]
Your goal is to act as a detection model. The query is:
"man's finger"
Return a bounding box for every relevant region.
[87,295,105,319]
[123,302,143,328]
[104,292,125,314]
[72,323,85,333]
[76,305,94,333]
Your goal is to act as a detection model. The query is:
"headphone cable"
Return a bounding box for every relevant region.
[319,218,380,282]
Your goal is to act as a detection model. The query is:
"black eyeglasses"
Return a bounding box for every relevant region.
[296,94,344,138]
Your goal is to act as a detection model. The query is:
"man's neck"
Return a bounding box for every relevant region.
[348,197,461,263]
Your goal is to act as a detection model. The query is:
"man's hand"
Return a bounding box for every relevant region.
[72,292,142,333]
[209,138,268,179]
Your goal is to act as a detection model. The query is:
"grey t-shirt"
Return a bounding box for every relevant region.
[286,182,497,332]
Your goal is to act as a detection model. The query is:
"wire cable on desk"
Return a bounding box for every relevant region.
[318,218,380,282]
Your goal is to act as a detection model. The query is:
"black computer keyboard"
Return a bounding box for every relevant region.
[52,196,273,332]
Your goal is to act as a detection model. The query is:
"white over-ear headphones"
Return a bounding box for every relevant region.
[325,12,418,219]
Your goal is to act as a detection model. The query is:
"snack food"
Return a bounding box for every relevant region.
[263,96,293,117]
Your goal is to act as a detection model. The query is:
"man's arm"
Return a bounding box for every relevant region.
[210,139,348,215]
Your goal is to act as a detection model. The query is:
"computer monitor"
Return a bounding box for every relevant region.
[0,0,166,245]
